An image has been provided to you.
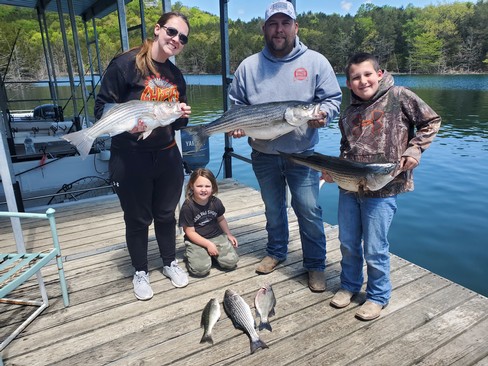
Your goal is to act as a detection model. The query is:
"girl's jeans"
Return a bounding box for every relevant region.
[338,189,398,305]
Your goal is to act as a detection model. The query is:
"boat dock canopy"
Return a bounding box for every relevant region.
[0,0,131,20]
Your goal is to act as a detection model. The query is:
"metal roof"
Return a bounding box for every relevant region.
[0,0,132,21]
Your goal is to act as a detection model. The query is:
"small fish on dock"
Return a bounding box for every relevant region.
[223,289,268,354]
[200,298,221,345]
[183,101,321,151]
[254,284,276,332]
[280,151,400,193]
[62,100,183,159]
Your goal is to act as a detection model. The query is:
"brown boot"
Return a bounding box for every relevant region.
[355,301,385,321]
[330,289,354,308]
[255,256,281,274]
[308,270,326,292]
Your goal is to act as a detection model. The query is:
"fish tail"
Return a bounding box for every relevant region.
[199,332,214,345]
[258,321,272,332]
[183,125,207,152]
[62,130,95,160]
[250,338,268,354]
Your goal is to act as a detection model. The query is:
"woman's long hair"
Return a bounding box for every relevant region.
[134,12,190,76]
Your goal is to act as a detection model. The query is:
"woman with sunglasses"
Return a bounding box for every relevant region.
[94,12,191,300]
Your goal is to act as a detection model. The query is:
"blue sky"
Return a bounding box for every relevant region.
[179,0,453,20]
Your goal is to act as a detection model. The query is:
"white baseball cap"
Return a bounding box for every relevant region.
[265,1,297,22]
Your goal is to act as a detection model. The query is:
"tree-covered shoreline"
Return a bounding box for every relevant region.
[1,1,487,82]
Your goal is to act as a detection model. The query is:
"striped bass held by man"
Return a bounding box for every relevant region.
[62,100,183,159]
[182,101,321,151]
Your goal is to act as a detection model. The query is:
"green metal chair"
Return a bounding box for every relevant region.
[0,208,69,353]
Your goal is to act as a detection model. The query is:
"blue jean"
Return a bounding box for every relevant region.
[338,189,397,305]
[251,150,326,271]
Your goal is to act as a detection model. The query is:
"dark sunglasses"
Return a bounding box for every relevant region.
[161,25,188,45]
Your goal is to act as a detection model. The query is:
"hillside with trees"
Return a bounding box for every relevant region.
[1,0,487,81]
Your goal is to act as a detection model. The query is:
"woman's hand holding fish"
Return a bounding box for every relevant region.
[180,103,191,118]
[130,120,147,133]
[399,156,418,171]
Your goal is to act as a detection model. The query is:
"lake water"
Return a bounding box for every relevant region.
[5,74,487,297]
[185,74,488,297]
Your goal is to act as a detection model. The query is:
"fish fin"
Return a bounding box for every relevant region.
[200,333,214,345]
[269,308,275,317]
[250,338,269,354]
[139,129,154,140]
[230,319,244,331]
[62,130,95,160]
[258,321,272,332]
[181,125,207,151]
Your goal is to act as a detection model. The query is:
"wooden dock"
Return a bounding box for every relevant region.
[1,179,487,365]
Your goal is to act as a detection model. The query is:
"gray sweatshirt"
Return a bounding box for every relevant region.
[229,36,342,154]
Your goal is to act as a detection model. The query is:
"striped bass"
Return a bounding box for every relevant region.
[223,289,268,354]
[62,100,183,159]
[184,101,321,151]
[280,151,400,193]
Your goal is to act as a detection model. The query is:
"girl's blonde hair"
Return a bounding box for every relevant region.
[185,168,218,200]
[134,12,190,77]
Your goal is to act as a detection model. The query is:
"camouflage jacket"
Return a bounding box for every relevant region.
[339,71,441,197]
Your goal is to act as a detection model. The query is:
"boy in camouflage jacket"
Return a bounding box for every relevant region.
[325,52,441,320]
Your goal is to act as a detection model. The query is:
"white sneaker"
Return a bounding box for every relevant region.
[133,271,154,300]
[163,260,189,288]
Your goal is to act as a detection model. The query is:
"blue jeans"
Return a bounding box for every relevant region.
[338,189,397,305]
[251,150,326,271]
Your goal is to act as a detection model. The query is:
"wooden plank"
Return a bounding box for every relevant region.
[350,295,488,366]
[418,316,488,366]
[4,247,323,364]
[294,282,478,365]
[3,216,333,364]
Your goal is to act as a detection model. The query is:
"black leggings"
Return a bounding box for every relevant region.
[109,145,184,272]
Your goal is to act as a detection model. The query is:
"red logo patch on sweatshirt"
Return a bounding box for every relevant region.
[294,68,308,81]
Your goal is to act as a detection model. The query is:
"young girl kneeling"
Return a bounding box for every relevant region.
[179,168,239,276]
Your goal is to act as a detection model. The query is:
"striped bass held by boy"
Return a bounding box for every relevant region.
[62,100,183,159]
[280,151,401,193]
[183,101,321,151]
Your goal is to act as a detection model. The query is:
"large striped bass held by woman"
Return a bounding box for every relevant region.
[62,100,183,159]
[280,151,400,193]
[183,101,321,151]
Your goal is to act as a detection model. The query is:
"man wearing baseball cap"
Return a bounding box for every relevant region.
[265,0,297,21]
[229,0,342,292]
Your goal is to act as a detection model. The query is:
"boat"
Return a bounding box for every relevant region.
[0,0,211,211]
